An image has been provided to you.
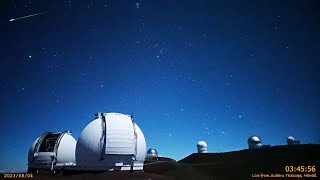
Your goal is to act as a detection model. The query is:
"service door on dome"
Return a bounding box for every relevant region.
[105,115,135,155]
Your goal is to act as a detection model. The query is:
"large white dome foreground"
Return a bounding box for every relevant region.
[75,112,147,171]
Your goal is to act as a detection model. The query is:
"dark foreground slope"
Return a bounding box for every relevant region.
[6,144,319,180]
[28,171,173,180]
[144,144,319,179]
[177,144,320,179]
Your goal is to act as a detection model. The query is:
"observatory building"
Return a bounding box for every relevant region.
[197,141,208,153]
[27,131,77,173]
[248,136,262,149]
[75,112,147,171]
[144,147,176,164]
[287,136,300,145]
[146,148,158,158]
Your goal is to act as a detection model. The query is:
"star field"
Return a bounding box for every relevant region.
[0,0,319,173]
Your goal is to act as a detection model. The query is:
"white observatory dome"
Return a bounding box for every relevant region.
[247,136,262,149]
[27,131,76,173]
[146,148,158,157]
[287,136,294,141]
[197,141,208,153]
[75,112,147,171]
[287,136,295,145]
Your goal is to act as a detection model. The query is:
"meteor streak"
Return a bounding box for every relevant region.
[9,12,47,22]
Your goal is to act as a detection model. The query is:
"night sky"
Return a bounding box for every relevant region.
[1,0,319,172]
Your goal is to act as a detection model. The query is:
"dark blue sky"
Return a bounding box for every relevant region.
[1,0,319,172]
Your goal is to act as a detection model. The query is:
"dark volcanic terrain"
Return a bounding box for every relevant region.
[3,144,319,180]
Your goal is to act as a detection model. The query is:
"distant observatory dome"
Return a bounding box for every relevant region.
[287,136,295,142]
[197,141,208,153]
[147,148,158,157]
[75,112,147,171]
[287,136,300,145]
[248,136,262,149]
[27,131,76,173]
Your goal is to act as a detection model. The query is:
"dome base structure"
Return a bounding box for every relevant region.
[27,131,77,172]
[70,154,144,171]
